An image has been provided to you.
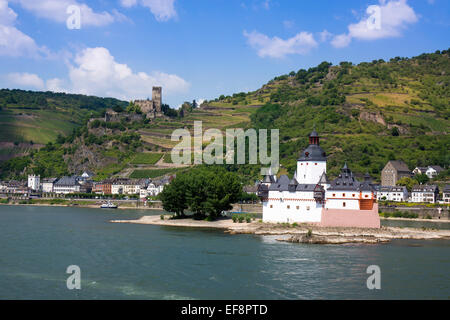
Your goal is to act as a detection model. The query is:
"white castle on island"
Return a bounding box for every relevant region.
[258,130,380,228]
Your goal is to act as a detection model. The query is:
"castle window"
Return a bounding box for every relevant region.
[306,206,310,211]
[296,206,299,210]
[332,194,336,197]
[352,194,355,197]
[270,205,273,208]
[315,163,317,165]
[343,202,346,208]
[287,205,290,209]
[343,193,346,197]
[365,195,369,198]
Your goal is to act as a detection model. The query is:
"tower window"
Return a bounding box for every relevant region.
[343,202,346,208]
[270,205,273,208]
[296,206,299,210]
[287,205,290,209]
[343,193,346,197]
[315,163,317,165]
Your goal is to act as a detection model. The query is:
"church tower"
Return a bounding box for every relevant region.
[296,129,327,184]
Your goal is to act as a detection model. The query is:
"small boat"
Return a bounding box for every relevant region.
[100,201,118,209]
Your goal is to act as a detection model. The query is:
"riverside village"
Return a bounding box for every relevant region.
[1,127,449,232]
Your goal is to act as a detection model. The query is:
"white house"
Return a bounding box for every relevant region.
[443,185,450,204]
[28,174,40,191]
[377,186,409,202]
[411,185,439,203]
[53,177,81,194]
[260,130,380,228]
[0,181,7,193]
[41,178,57,193]
[425,166,444,179]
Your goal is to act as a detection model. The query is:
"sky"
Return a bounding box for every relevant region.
[0,0,448,107]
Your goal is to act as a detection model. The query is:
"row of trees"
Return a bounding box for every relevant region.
[159,167,243,219]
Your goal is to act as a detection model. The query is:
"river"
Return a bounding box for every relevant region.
[0,205,448,299]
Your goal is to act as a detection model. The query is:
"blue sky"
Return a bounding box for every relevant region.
[0,0,448,107]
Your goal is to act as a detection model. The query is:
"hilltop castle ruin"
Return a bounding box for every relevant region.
[134,87,163,118]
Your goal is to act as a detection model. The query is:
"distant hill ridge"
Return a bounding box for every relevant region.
[0,49,448,182]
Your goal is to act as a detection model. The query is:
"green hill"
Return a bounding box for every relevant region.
[0,49,449,182]
[0,89,127,160]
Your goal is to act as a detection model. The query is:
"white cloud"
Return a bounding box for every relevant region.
[4,47,189,100]
[11,0,124,27]
[319,29,333,42]
[120,0,137,7]
[0,0,46,57]
[243,30,318,59]
[331,0,418,48]
[6,72,45,88]
[66,47,189,100]
[120,0,177,22]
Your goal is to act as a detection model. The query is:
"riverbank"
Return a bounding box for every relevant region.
[111,215,450,244]
[0,201,163,210]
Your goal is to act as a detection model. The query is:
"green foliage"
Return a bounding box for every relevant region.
[160,166,242,219]
[396,177,418,192]
[126,102,142,114]
[130,153,163,165]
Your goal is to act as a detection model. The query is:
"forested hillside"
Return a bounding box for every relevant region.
[0,49,448,182]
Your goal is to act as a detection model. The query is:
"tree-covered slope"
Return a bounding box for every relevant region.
[0,49,448,183]
[0,89,128,161]
[207,49,450,179]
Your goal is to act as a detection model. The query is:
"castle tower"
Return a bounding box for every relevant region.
[296,129,327,184]
[152,87,162,112]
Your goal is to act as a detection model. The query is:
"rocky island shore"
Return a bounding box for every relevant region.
[110,215,450,244]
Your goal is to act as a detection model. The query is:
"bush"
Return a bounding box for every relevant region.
[245,216,251,223]
[306,229,312,238]
[238,216,245,223]
[160,214,164,220]
[232,215,238,223]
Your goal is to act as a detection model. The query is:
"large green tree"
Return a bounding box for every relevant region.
[160,167,242,219]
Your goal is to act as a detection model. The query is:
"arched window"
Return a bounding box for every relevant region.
[343,202,346,208]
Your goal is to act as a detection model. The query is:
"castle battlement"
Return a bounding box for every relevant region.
[134,86,163,118]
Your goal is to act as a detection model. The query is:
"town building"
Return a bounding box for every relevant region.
[53,176,81,194]
[5,180,28,194]
[243,185,258,195]
[28,174,40,191]
[41,178,57,193]
[376,186,409,202]
[381,160,412,186]
[443,185,450,204]
[0,181,6,193]
[411,185,439,203]
[93,180,112,195]
[259,130,380,228]
[412,167,428,175]
[425,166,444,179]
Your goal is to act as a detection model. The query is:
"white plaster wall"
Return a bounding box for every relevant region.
[296,161,326,185]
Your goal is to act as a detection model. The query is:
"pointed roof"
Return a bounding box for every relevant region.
[318,172,329,184]
[309,129,319,137]
[289,177,298,186]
